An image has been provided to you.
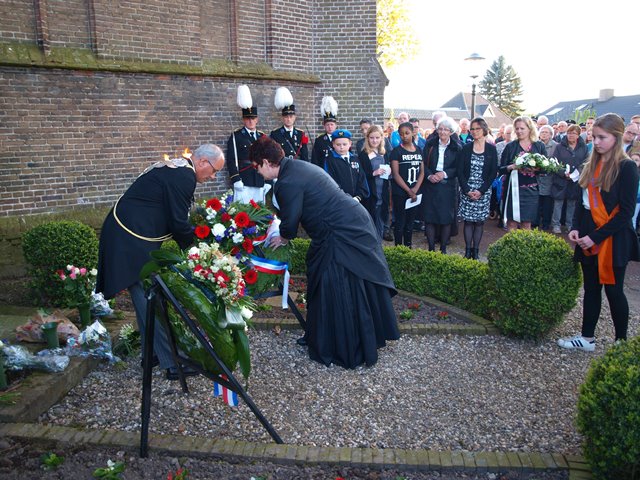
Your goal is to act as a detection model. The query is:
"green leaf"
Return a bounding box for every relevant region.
[234,329,251,379]
[149,249,183,263]
[139,260,162,280]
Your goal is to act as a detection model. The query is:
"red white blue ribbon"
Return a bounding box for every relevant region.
[213,375,238,407]
[248,255,290,309]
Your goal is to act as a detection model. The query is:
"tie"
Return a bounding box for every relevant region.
[343,156,349,162]
[250,131,256,141]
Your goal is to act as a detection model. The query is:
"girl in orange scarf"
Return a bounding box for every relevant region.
[558,113,639,351]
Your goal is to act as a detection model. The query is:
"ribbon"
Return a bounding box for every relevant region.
[583,161,619,285]
[213,374,238,407]
[248,255,290,309]
[503,169,521,226]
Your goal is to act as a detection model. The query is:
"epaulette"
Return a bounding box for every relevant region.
[235,127,244,132]
[257,130,265,135]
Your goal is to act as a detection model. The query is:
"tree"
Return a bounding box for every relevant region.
[376,0,418,69]
[479,56,524,118]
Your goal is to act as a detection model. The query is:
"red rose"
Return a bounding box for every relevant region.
[221,212,231,222]
[244,269,258,284]
[205,198,222,211]
[194,225,211,239]
[235,211,250,228]
[301,134,309,145]
[249,199,259,209]
[231,246,240,255]
[242,237,254,253]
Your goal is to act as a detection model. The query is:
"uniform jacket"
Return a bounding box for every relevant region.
[324,150,369,201]
[96,163,196,299]
[311,133,333,167]
[270,126,309,161]
[226,127,265,187]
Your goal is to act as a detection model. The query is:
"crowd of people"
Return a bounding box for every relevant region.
[96,83,640,371]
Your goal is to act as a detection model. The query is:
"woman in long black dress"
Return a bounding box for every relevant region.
[249,136,400,369]
[499,116,547,231]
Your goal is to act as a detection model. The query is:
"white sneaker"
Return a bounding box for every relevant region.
[557,335,595,352]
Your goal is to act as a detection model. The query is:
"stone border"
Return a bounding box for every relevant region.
[0,423,592,478]
[251,289,500,337]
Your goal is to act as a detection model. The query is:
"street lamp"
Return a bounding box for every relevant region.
[464,52,485,119]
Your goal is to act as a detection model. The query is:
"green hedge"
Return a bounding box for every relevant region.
[22,221,99,306]
[289,231,581,338]
[487,229,581,339]
[577,337,640,479]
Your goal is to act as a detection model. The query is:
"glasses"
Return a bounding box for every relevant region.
[437,127,451,132]
[206,159,221,173]
[470,127,483,131]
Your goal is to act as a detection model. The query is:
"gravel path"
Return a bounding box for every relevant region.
[39,303,638,458]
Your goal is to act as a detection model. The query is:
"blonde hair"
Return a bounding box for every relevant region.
[578,113,628,192]
[513,116,539,143]
[364,125,386,155]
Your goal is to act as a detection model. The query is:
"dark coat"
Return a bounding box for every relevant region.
[96,164,196,299]
[311,133,333,167]
[573,159,640,266]
[270,126,309,161]
[324,150,369,201]
[358,148,390,218]
[457,141,499,195]
[550,136,589,201]
[226,127,265,187]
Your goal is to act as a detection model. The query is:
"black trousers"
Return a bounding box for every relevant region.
[392,194,417,247]
[581,262,629,340]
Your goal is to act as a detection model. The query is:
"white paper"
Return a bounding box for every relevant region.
[405,194,422,209]
[565,164,571,174]
[570,169,580,182]
[379,164,391,180]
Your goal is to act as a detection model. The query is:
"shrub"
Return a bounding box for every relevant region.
[289,238,310,275]
[486,229,581,339]
[22,221,98,306]
[384,246,492,318]
[577,337,640,479]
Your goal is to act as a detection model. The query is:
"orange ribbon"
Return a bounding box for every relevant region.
[584,161,619,284]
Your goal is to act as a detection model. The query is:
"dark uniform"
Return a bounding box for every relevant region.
[270,126,309,161]
[311,133,333,167]
[324,150,369,202]
[226,127,265,187]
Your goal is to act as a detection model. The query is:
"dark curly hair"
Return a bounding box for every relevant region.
[248,136,285,167]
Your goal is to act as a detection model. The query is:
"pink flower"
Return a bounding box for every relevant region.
[69,272,77,280]
[79,267,87,275]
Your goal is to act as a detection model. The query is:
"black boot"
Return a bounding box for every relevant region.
[440,245,447,254]
[472,248,479,260]
[464,248,472,259]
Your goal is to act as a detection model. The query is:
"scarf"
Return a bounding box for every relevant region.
[583,160,619,284]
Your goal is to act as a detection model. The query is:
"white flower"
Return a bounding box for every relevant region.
[212,223,226,237]
[240,306,253,319]
[232,232,244,244]
[67,264,73,271]
[188,246,200,257]
[90,268,98,276]
[527,159,536,167]
[541,159,549,167]
[515,157,525,166]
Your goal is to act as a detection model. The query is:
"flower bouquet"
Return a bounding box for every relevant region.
[55,265,97,307]
[514,153,564,173]
[190,190,292,295]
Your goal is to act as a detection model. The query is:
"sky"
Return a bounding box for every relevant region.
[384,0,640,116]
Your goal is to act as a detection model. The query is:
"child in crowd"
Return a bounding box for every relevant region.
[324,129,369,203]
[390,122,424,247]
[359,125,390,239]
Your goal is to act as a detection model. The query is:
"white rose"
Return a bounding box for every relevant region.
[240,306,253,319]
[515,157,525,166]
[232,232,244,244]
[528,159,536,167]
[90,268,98,276]
[188,246,200,256]
[212,223,226,237]
[541,159,549,167]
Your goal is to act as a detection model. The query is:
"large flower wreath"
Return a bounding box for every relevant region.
[142,191,292,379]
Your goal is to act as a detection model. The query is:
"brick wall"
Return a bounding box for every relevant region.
[312,0,385,136]
[0,0,383,218]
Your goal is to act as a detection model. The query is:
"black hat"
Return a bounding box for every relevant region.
[579,122,586,127]
[242,107,258,118]
[566,119,577,125]
[282,104,296,115]
[237,85,258,118]
[320,96,338,124]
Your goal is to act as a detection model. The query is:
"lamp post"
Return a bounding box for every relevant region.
[465,52,485,119]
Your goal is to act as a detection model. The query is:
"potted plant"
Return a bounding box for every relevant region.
[55,265,97,328]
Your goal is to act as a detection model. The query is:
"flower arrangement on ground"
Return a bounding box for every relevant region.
[514,152,564,173]
[55,265,97,307]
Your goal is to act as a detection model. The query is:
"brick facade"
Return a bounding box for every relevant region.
[0,0,384,217]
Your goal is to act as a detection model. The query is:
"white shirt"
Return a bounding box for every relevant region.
[436,139,450,177]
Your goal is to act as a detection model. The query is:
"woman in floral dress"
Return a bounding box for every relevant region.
[458,117,498,259]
